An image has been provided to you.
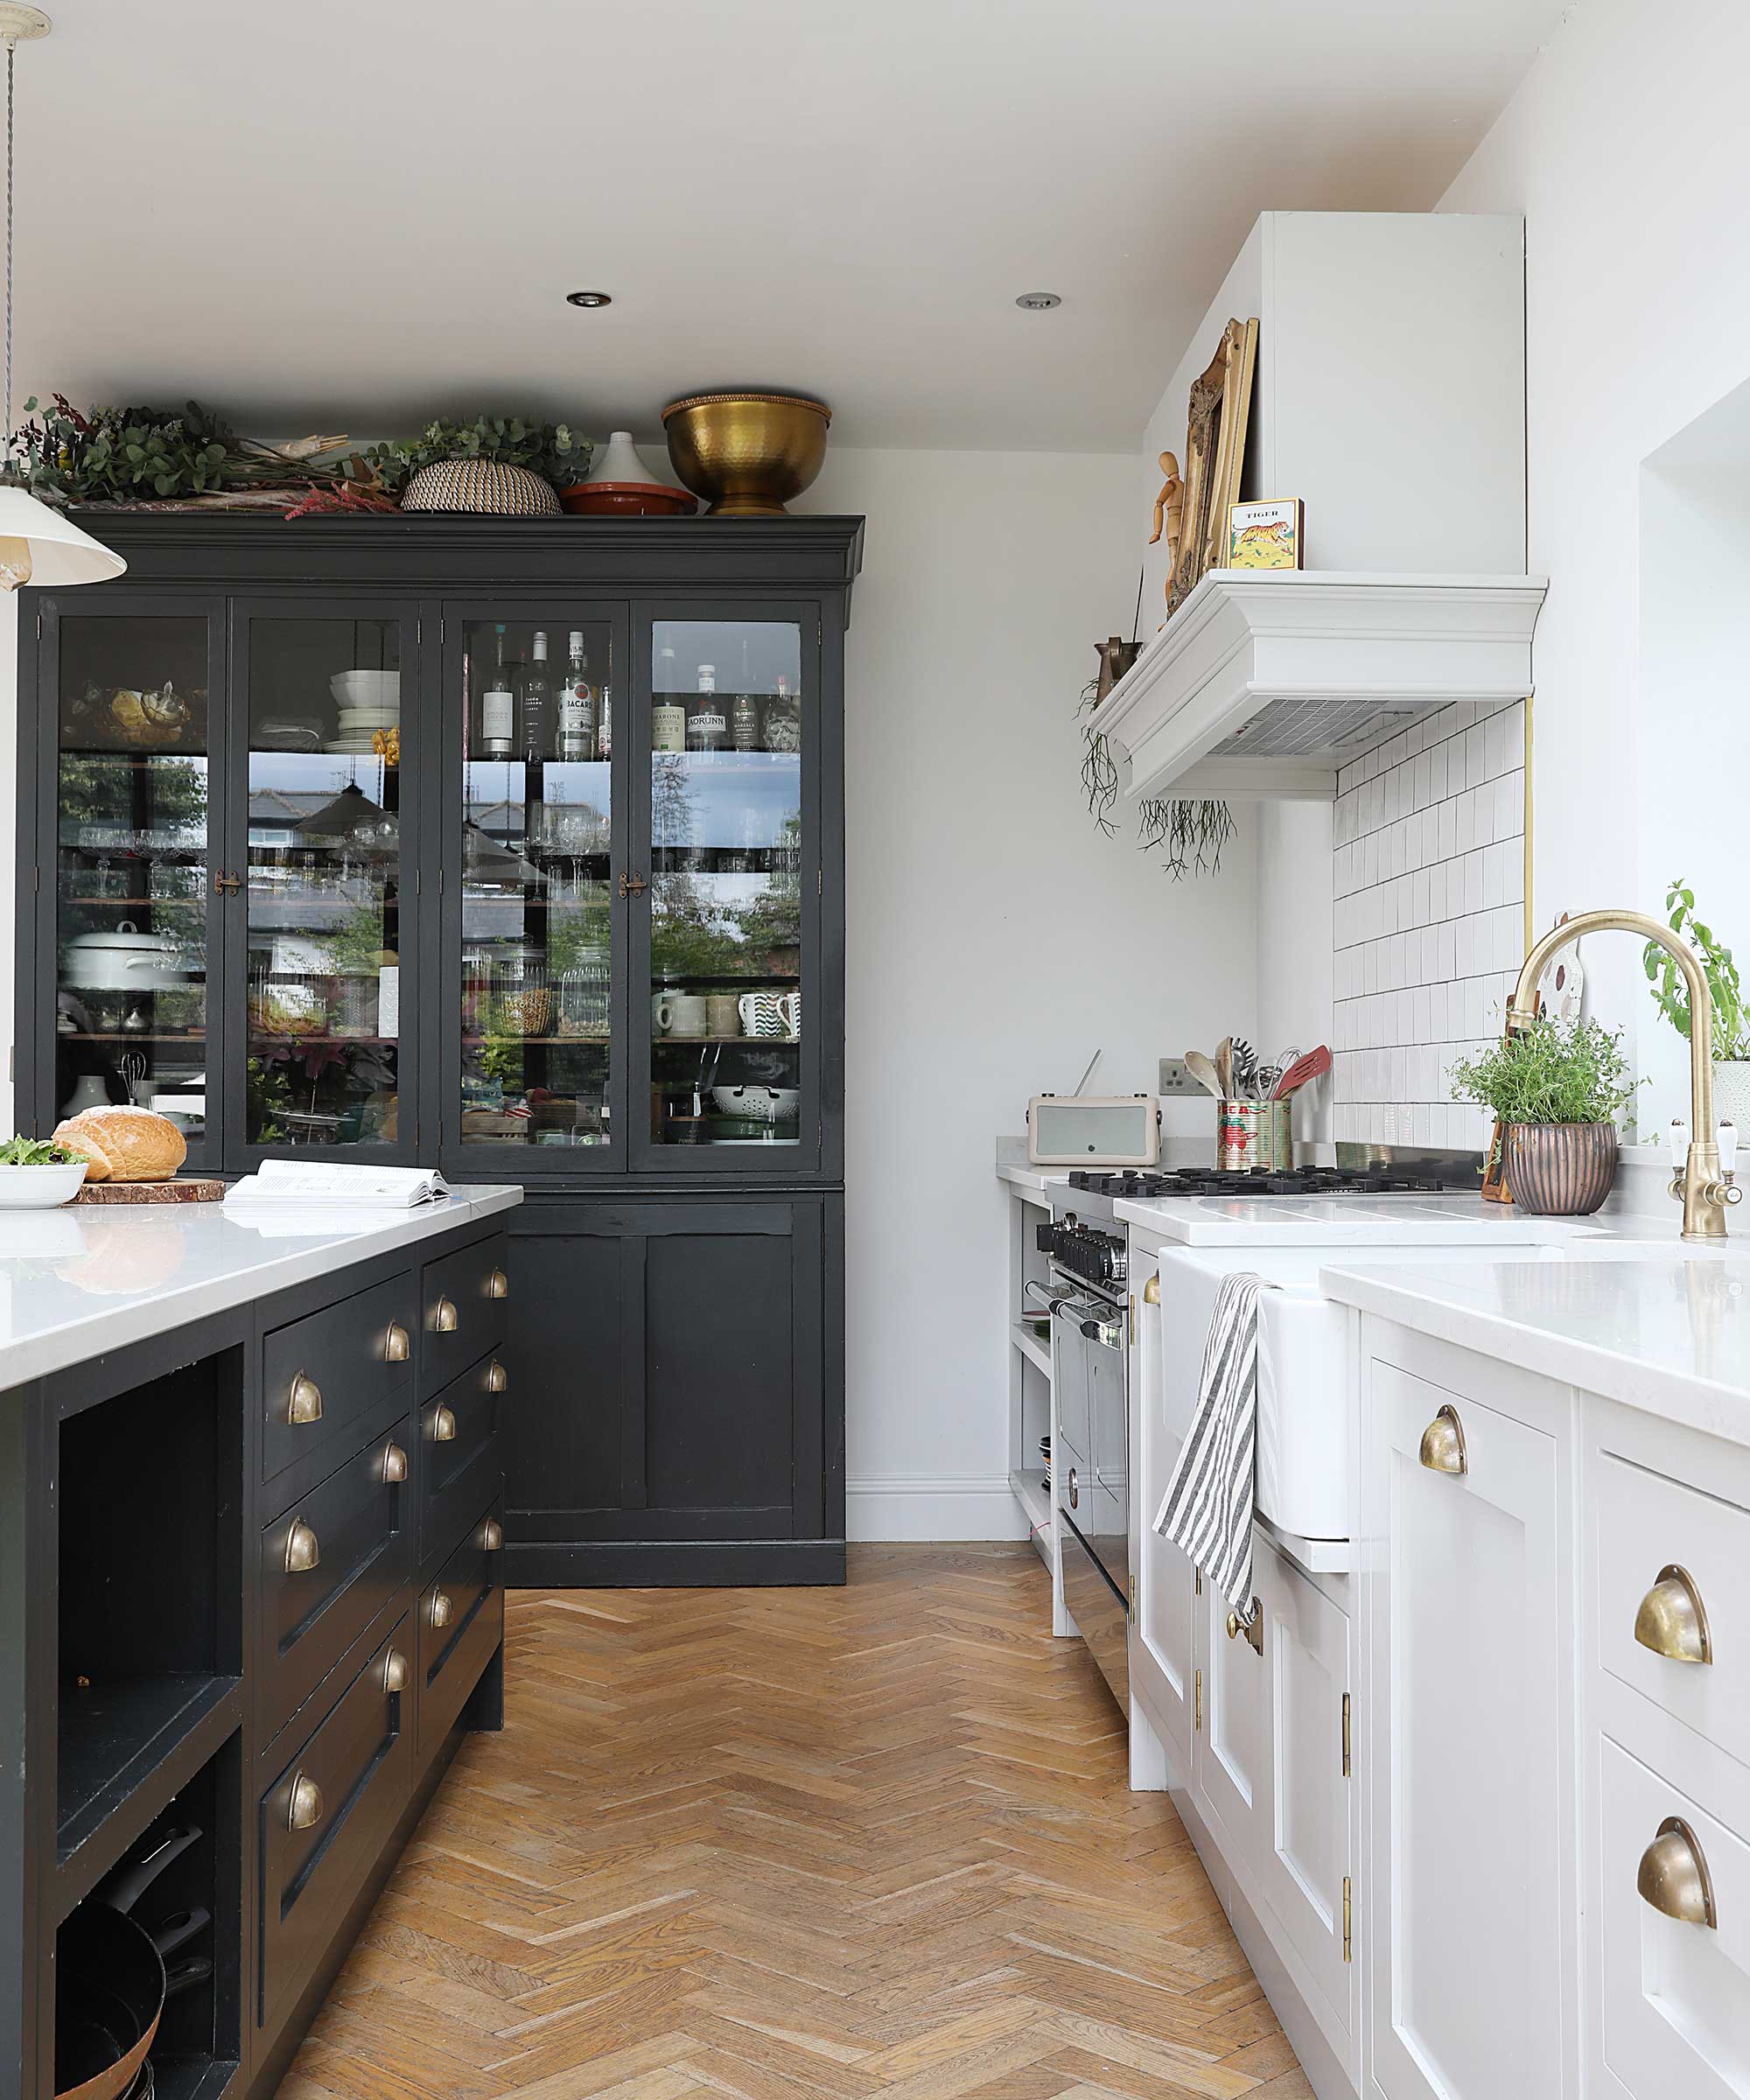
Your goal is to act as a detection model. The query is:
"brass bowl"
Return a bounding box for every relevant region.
[661,392,830,517]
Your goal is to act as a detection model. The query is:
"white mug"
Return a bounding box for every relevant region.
[738,990,789,1038]
[655,991,709,1039]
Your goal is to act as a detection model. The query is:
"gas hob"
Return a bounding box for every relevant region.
[1066,1166,1449,1201]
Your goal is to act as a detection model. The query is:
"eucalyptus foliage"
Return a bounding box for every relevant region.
[362,416,592,493]
[1645,878,1749,1060]
[11,396,261,501]
[1449,1016,1637,1127]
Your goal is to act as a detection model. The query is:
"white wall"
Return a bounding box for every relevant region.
[798,448,1259,1539]
[1439,0,1750,1120]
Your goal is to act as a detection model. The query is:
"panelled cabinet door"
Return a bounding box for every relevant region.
[1194,1554,1267,1885]
[1131,1245,1194,1776]
[1366,1362,1564,2100]
[1257,1544,1354,2056]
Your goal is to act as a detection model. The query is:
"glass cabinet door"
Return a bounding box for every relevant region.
[46,604,220,1163]
[639,614,813,1163]
[236,608,413,1153]
[453,611,620,1161]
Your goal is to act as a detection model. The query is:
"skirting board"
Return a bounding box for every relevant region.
[847,1473,1030,1543]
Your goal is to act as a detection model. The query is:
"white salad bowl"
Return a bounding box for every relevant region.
[0,1160,88,1208]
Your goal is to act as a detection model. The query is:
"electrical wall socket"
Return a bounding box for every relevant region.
[1158,1058,1201,1097]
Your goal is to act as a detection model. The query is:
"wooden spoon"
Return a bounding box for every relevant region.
[1216,1036,1235,1098]
[1184,1050,1224,1098]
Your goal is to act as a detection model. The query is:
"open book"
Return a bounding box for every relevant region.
[223,1161,452,1210]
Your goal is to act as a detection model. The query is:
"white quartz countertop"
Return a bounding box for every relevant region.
[1322,1250,1750,1446]
[1112,1190,1590,1246]
[0,1184,522,1387]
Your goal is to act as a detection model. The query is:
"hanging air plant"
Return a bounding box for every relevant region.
[1138,796,1236,881]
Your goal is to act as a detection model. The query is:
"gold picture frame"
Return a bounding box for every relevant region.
[1166,315,1259,619]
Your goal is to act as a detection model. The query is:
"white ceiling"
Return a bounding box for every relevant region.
[13,0,1564,454]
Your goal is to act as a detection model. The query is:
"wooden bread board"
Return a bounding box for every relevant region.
[73,1178,227,1204]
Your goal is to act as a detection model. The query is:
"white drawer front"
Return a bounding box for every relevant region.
[1600,1734,1750,2099]
[1597,1452,1750,1768]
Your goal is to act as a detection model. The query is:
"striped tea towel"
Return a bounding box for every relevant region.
[1153,1270,1265,1616]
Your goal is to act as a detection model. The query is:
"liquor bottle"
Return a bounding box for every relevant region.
[687,664,727,752]
[651,644,687,753]
[556,630,597,760]
[480,624,515,759]
[598,682,612,760]
[520,630,553,763]
[731,641,761,752]
[766,671,802,752]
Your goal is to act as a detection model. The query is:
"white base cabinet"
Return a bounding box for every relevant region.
[1359,1337,1576,2100]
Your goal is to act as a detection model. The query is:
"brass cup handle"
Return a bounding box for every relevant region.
[1068,1466,1079,1510]
[432,1296,458,1334]
[1418,1404,1468,1476]
[381,1440,408,1485]
[1143,1275,1160,1305]
[481,1518,503,1552]
[431,1404,458,1444]
[284,1519,321,1574]
[286,1772,324,1832]
[1634,1564,1712,1666]
[384,1321,411,1364]
[1226,1603,1264,1656]
[1637,1816,1717,1928]
[486,1359,508,1395]
[382,1648,410,1695]
[287,1371,323,1425]
[487,1268,509,1299]
[429,1588,453,1630]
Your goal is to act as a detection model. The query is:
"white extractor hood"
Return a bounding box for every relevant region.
[1093,570,1548,802]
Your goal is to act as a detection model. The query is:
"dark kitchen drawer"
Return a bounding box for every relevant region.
[416,1506,503,1759]
[420,1234,509,1393]
[262,1274,416,1485]
[420,1350,505,1567]
[258,1614,412,2030]
[260,1417,413,1743]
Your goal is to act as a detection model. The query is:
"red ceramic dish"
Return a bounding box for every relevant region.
[558,480,697,518]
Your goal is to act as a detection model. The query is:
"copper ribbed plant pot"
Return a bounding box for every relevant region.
[662,391,830,517]
[1503,1121,1619,1215]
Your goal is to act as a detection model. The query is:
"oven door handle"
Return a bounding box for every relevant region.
[1048,1292,1125,1348]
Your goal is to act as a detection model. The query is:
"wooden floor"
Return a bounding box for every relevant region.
[280,1545,1309,2100]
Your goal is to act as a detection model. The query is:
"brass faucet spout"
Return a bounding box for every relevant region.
[1505,909,1726,1242]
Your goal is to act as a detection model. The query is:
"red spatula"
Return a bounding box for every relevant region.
[1272,1045,1332,1099]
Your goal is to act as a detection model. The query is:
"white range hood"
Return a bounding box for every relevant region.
[1094,570,1548,802]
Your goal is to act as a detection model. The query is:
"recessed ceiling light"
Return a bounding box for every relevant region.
[1015,291,1061,311]
[566,290,612,309]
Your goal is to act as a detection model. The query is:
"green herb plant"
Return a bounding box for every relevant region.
[0,1136,88,1166]
[362,416,592,494]
[1449,1016,1638,1126]
[1644,878,1749,1060]
[10,396,346,503]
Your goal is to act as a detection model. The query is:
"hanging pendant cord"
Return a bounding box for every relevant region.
[4,37,14,462]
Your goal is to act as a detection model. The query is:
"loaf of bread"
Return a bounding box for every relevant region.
[52,1104,187,1182]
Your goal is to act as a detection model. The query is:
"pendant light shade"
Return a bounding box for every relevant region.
[0,10,123,591]
[0,483,125,586]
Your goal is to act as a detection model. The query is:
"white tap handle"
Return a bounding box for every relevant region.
[1670,1119,1691,1169]
[1718,1122,1739,1173]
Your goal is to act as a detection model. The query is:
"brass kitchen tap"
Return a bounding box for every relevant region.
[1507,910,1734,1242]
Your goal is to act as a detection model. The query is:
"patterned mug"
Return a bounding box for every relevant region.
[738,990,790,1038]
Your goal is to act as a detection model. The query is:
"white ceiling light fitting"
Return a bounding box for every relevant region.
[0,4,123,590]
[565,290,612,309]
[1014,291,1061,311]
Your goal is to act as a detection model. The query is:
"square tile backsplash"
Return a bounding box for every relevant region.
[1331,697,1526,1155]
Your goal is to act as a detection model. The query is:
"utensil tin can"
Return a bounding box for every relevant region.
[1257,1100,1291,1173]
[1216,1099,1260,1172]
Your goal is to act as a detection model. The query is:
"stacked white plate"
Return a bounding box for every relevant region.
[327,670,400,753]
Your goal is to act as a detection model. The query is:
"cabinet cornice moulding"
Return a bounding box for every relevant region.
[1093,570,1548,803]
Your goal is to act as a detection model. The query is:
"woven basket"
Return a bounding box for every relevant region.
[400,458,561,517]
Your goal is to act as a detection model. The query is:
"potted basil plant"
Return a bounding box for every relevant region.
[1450,1017,1637,1214]
[1645,878,1750,1130]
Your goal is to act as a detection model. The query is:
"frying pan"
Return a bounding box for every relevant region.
[55,1828,211,2100]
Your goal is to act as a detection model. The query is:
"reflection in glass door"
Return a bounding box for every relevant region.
[53,612,214,1152]
[245,616,406,1147]
[459,617,615,1150]
[648,619,802,1149]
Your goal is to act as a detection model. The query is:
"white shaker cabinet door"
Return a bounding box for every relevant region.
[1130,1244,1195,1779]
[1259,1545,1355,2060]
[1195,1544,1268,1886]
[1365,1360,1566,2100]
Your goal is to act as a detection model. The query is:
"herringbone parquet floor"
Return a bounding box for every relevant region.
[278,1544,1310,2100]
